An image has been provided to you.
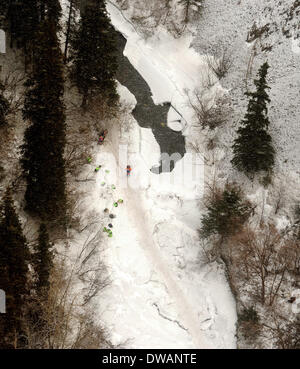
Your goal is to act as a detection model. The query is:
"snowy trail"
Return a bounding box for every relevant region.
[94,131,236,348]
[124,186,210,349]
[105,9,208,344]
[99,135,210,348]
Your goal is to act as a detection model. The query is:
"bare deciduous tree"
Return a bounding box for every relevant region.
[186,89,231,130]
[206,47,233,79]
[230,224,292,306]
[113,0,203,38]
[262,313,300,349]
[1,71,26,114]
[178,0,203,24]
[25,228,111,349]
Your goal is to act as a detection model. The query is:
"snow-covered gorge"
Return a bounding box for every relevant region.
[82,1,237,348]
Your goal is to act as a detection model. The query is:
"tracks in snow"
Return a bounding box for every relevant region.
[124,187,210,348]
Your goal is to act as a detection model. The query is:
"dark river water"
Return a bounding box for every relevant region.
[114,31,186,173]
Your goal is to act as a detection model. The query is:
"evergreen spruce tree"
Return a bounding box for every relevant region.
[7,1,61,70]
[69,0,118,109]
[0,81,9,126]
[8,0,39,50]
[21,17,66,222]
[231,62,275,176]
[0,189,30,348]
[200,184,253,239]
[0,2,9,26]
[32,223,53,298]
[41,0,62,27]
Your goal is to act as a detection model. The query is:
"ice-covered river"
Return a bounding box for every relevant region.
[114,30,186,173]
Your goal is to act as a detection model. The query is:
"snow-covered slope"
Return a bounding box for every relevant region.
[191,0,300,176]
